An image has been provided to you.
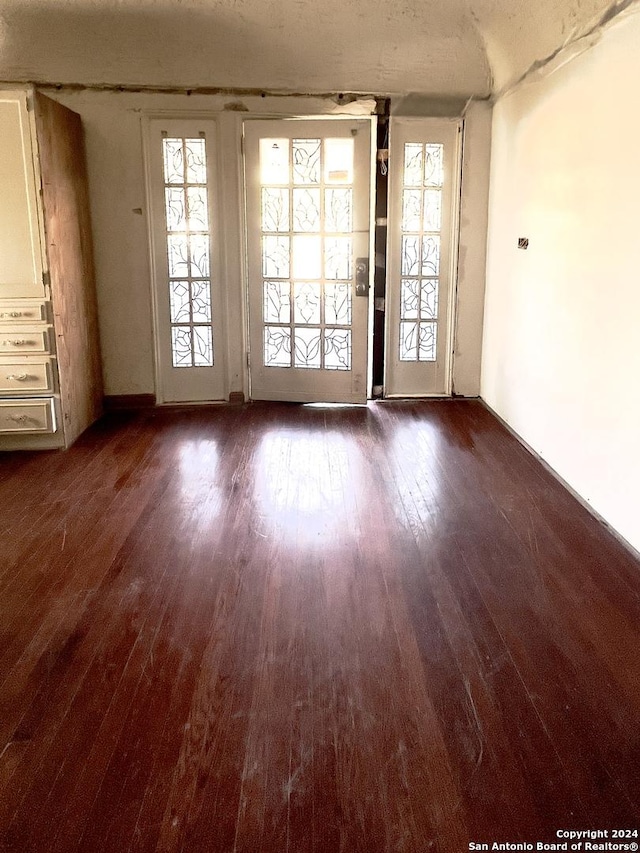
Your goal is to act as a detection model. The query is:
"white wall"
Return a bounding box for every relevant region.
[44,88,490,399]
[482,10,640,553]
[454,100,491,396]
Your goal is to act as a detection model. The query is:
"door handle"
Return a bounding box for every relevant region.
[355,257,369,297]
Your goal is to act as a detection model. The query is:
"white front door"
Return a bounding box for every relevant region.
[244,119,373,403]
[385,118,461,396]
[145,118,227,403]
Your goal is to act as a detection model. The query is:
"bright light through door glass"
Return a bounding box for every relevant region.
[260,139,289,184]
[324,138,354,184]
[399,141,443,362]
[292,235,321,279]
[259,136,354,371]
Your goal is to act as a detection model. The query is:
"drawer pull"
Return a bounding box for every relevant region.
[0,311,24,318]
[2,339,33,346]
[6,373,33,382]
[0,400,53,433]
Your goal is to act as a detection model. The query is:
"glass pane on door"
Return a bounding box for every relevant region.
[398,142,443,363]
[259,137,355,372]
[161,136,214,368]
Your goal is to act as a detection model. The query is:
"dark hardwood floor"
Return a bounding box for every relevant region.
[0,400,638,852]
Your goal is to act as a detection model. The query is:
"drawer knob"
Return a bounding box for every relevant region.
[8,414,31,424]
[0,311,23,318]
[6,373,32,382]
[2,339,32,346]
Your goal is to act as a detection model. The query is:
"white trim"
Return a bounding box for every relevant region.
[366,117,377,400]
[446,120,464,397]
[141,115,162,403]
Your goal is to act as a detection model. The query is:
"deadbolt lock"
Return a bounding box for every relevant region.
[355,257,369,297]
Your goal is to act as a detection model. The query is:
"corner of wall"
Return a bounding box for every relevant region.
[452,99,492,397]
[480,11,640,554]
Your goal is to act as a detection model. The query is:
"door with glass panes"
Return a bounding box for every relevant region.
[244,119,373,403]
[385,118,461,397]
[146,118,226,403]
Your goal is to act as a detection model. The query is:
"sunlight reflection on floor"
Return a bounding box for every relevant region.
[254,428,361,545]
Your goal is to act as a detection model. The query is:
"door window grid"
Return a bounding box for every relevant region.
[259,138,354,371]
[161,136,214,367]
[399,142,443,362]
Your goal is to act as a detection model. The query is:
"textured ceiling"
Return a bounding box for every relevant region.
[469,0,630,93]
[0,0,622,97]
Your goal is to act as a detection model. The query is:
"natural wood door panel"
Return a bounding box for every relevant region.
[34,92,103,447]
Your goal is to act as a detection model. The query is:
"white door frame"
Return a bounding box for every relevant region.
[384,117,463,398]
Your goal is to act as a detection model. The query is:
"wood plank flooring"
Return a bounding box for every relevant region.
[0,400,638,852]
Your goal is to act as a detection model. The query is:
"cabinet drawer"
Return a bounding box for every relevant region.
[0,398,56,433]
[0,301,47,323]
[0,326,51,354]
[0,358,54,395]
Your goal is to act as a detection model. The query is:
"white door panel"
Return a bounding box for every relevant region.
[145,119,226,403]
[385,119,461,397]
[244,119,373,403]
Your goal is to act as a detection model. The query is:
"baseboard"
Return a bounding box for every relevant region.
[103,394,157,410]
[480,398,640,563]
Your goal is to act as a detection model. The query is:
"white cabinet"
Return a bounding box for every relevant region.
[0,93,44,300]
[0,88,102,450]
